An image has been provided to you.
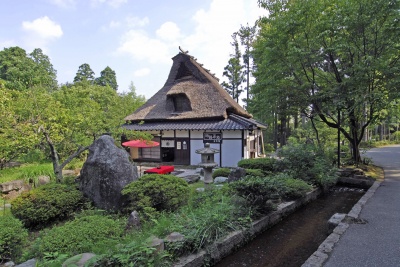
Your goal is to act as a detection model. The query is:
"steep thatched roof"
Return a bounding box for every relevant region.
[124,50,252,122]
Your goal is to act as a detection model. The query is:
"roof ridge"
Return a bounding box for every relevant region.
[179,46,219,82]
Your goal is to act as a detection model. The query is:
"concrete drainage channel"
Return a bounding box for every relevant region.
[174,182,374,267]
[302,181,380,267]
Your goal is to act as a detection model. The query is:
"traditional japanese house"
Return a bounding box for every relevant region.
[122,49,267,167]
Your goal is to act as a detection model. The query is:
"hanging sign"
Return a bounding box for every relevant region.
[203,132,222,143]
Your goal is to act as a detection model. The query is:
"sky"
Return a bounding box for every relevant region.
[0,0,267,99]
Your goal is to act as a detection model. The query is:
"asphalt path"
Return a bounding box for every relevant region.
[324,145,400,267]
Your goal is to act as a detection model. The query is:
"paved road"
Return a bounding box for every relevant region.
[324,145,400,267]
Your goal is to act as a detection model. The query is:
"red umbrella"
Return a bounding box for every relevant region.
[122,139,160,177]
[122,139,160,148]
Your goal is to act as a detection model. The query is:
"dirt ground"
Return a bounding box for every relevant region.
[214,187,365,267]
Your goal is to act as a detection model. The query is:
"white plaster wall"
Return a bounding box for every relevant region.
[190,140,221,166]
[222,130,242,138]
[221,140,242,167]
[190,130,204,139]
[162,131,174,138]
[176,130,189,138]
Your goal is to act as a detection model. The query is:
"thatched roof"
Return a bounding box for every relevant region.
[124,50,252,122]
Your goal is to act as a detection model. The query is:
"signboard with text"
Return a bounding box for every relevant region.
[203,132,222,143]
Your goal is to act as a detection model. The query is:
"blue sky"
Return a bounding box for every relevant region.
[0,0,267,99]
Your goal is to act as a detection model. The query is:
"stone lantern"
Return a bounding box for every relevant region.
[195,143,220,185]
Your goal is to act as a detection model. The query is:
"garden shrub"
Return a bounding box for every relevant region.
[228,176,279,215]
[32,215,124,259]
[268,173,313,200]
[0,215,28,262]
[122,174,190,217]
[212,168,231,178]
[237,157,278,173]
[278,144,338,187]
[11,183,85,229]
[245,168,265,177]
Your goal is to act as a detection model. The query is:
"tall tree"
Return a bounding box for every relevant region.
[237,23,256,105]
[252,0,400,162]
[73,63,95,83]
[0,47,36,90]
[221,33,245,102]
[96,66,118,90]
[29,48,58,91]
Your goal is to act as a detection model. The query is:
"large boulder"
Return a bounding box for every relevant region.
[227,167,246,182]
[79,135,138,211]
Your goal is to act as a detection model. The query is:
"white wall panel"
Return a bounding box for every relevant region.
[221,140,242,167]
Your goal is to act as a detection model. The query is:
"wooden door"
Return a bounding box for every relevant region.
[174,138,190,165]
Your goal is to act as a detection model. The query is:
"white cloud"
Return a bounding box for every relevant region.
[134,68,151,77]
[22,16,63,39]
[21,16,63,52]
[117,30,171,64]
[48,0,76,8]
[126,16,150,28]
[156,22,181,42]
[91,0,127,8]
[181,0,267,80]
[0,39,16,49]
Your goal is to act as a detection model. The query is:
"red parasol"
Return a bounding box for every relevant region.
[122,139,160,148]
[122,139,160,177]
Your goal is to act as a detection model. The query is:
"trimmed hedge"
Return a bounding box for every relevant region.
[237,158,278,173]
[33,215,124,258]
[11,183,85,229]
[122,174,190,217]
[0,215,28,262]
[245,168,265,177]
[212,168,231,178]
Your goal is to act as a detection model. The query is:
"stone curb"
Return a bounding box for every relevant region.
[173,188,322,267]
[301,181,381,267]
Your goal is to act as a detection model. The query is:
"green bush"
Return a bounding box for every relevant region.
[228,176,279,215]
[237,157,278,173]
[212,168,231,178]
[33,215,124,259]
[0,215,28,262]
[278,144,338,187]
[269,173,313,200]
[122,174,190,217]
[245,168,265,177]
[11,183,85,229]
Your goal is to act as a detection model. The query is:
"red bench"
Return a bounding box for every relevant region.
[143,165,175,174]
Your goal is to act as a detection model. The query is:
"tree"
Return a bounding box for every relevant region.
[252,0,400,162]
[96,66,118,91]
[237,23,257,105]
[29,48,58,91]
[0,85,40,169]
[221,33,245,102]
[0,47,37,91]
[73,63,95,83]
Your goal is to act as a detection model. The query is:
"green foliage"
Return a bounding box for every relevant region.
[122,174,190,217]
[73,63,95,83]
[96,66,118,90]
[169,191,251,254]
[0,163,54,184]
[228,176,279,215]
[11,183,84,229]
[0,215,28,262]
[245,168,265,177]
[252,0,400,163]
[19,149,48,164]
[268,173,313,200]
[212,168,231,178]
[278,144,338,187]
[32,215,124,259]
[237,157,278,173]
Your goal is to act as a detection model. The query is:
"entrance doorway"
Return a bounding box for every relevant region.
[174,138,190,165]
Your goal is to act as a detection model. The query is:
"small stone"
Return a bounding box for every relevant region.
[150,237,164,253]
[196,187,205,192]
[227,167,246,182]
[183,175,201,184]
[62,253,96,267]
[214,177,228,184]
[15,259,36,267]
[126,210,141,230]
[165,232,185,242]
